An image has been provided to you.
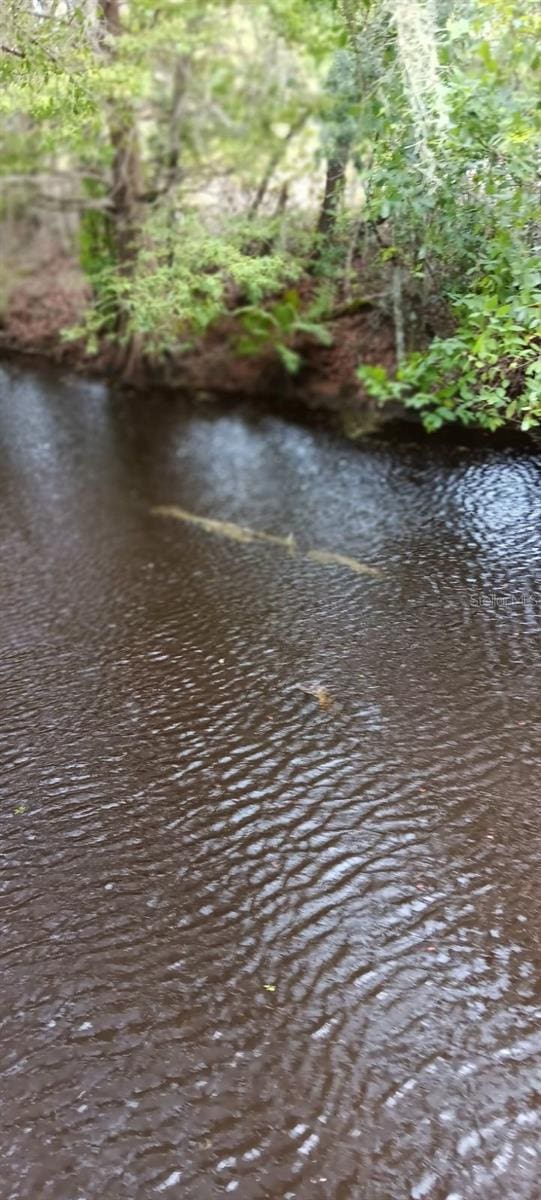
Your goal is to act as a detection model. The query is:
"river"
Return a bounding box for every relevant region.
[1,362,540,1200]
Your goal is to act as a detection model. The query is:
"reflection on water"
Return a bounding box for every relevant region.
[0,362,540,1200]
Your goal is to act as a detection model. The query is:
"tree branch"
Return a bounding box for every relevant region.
[248,111,309,219]
[1,43,25,59]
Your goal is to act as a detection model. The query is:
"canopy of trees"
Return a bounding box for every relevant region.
[1,1,540,430]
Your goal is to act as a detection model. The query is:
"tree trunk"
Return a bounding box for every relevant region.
[166,56,187,194]
[164,55,187,266]
[108,121,141,276]
[99,0,141,279]
[98,0,142,374]
[316,152,348,239]
[391,262,406,364]
[248,112,308,219]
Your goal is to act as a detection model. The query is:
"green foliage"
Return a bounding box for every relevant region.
[320,50,359,158]
[78,178,114,284]
[355,0,541,430]
[358,251,541,432]
[2,0,540,430]
[70,215,305,353]
[235,289,332,372]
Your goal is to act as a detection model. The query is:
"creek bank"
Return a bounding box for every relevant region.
[1,262,538,450]
[0,264,402,435]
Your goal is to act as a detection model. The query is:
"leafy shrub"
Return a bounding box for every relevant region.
[358,240,541,432]
[68,215,306,354]
[235,289,332,373]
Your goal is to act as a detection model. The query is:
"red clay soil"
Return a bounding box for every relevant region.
[1,253,91,361]
[298,309,396,410]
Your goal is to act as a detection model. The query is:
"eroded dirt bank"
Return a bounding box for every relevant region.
[2,252,539,449]
[0,247,399,433]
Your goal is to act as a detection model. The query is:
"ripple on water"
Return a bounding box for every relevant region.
[0,365,540,1199]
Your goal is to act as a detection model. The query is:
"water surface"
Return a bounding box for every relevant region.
[1,363,540,1200]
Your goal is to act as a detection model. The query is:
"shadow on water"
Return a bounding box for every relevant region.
[0,361,540,1200]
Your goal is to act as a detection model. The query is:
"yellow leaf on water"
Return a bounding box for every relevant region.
[293,683,333,709]
[263,984,276,992]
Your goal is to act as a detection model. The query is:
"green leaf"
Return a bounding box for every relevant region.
[277,344,302,373]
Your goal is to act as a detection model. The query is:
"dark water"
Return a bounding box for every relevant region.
[1,363,540,1200]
